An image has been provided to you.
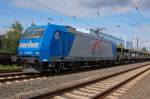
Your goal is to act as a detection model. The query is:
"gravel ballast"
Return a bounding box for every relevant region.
[0,62,149,99]
[120,69,150,99]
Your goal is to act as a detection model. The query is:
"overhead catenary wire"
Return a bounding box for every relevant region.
[0,12,19,20]
[0,1,147,35]
[118,0,149,50]
[117,0,144,44]
[131,1,149,49]
[29,0,123,29]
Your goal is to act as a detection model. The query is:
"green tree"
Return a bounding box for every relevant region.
[3,21,23,52]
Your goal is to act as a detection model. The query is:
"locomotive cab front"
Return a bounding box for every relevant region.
[18,26,46,72]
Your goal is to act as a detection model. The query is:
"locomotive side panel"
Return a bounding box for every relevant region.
[68,34,116,60]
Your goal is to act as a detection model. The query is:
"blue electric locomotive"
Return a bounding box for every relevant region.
[19,24,149,73]
[18,24,119,73]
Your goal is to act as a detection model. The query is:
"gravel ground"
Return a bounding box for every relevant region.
[0,62,149,99]
[120,70,150,99]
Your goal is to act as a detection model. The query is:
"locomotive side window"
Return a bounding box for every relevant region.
[55,32,60,40]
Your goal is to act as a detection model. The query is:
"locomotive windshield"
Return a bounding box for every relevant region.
[22,28,45,39]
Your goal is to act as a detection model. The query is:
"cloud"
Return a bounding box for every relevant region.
[12,0,137,17]
[80,0,131,8]
[10,0,150,51]
[0,29,7,35]
[12,0,150,18]
[134,0,150,11]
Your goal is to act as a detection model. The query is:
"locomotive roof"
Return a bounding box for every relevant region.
[66,25,132,44]
[27,24,132,45]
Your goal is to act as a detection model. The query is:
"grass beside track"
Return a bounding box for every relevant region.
[0,50,15,53]
[0,64,22,71]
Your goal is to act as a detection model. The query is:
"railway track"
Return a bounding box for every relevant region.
[0,72,24,77]
[25,64,150,99]
[0,69,21,73]
[0,72,44,85]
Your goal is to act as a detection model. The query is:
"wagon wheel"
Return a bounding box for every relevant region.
[51,63,64,72]
[69,62,80,70]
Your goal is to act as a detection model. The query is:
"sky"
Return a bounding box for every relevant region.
[0,0,150,50]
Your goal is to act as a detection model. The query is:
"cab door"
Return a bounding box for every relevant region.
[52,31,67,58]
[60,32,68,58]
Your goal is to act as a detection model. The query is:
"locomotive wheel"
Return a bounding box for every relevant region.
[69,62,79,70]
[52,63,64,72]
